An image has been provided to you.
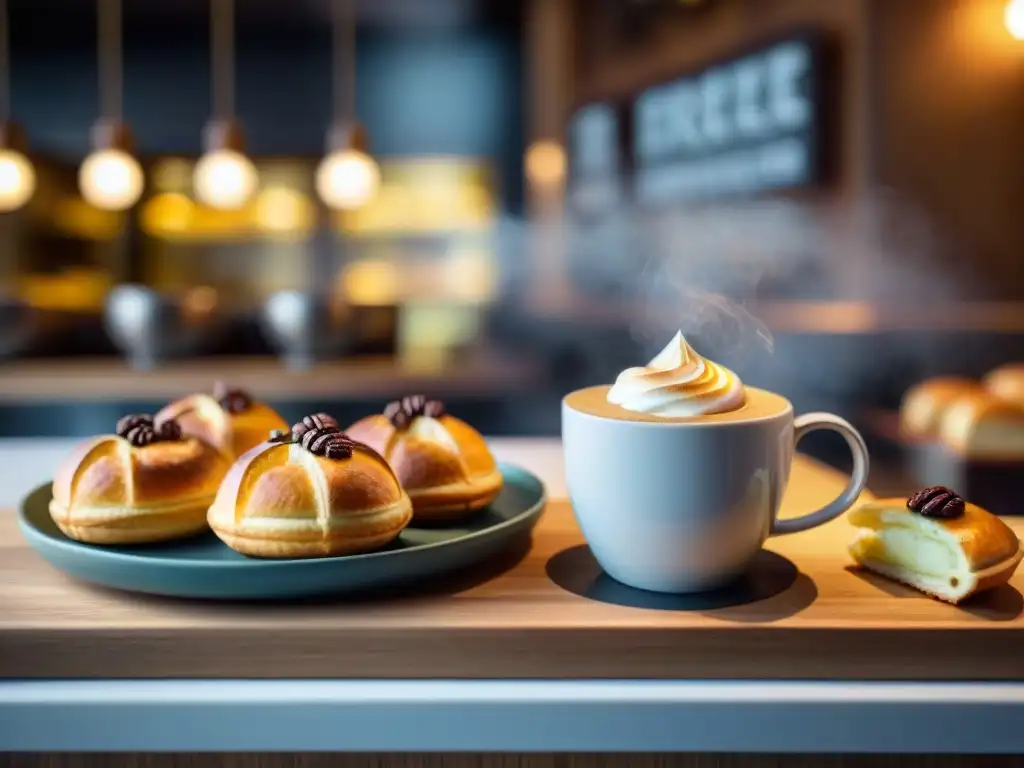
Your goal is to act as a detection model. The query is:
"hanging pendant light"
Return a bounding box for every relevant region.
[194,0,256,210]
[316,0,379,211]
[79,0,143,211]
[0,0,34,213]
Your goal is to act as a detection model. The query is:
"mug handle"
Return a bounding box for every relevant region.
[770,413,870,536]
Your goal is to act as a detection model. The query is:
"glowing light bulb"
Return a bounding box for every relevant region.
[1007,0,1024,40]
[194,149,258,210]
[78,149,143,211]
[525,140,567,189]
[0,149,36,212]
[316,149,381,210]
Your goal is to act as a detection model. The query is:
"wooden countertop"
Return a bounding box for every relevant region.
[0,351,540,403]
[4,451,1024,681]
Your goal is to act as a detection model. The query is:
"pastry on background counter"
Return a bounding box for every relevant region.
[849,486,1023,604]
[49,414,231,545]
[984,363,1024,410]
[899,376,982,441]
[157,381,289,459]
[937,390,1024,461]
[208,413,412,558]
[346,395,503,521]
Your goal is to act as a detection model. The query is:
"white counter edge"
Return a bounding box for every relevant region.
[1,679,1022,753]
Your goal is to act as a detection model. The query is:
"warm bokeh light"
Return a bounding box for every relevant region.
[194,149,258,210]
[253,186,315,233]
[525,139,567,188]
[340,259,400,305]
[0,150,36,212]
[316,149,381,210]
[78,149,144,211]
[1008,0,1024,39]
[140,192,195,235]
[444,246,498,304]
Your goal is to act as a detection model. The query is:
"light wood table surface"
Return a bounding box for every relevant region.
[3,442,1023,682]
[4,439,1024,759]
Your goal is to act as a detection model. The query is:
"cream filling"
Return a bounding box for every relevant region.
[849,525,973,599]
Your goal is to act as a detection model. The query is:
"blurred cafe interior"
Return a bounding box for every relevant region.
[0,0,1023,488]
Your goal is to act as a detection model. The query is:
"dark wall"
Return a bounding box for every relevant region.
[9,19,524,211]
[868,0,1024,300]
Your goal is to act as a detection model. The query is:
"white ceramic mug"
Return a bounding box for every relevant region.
[562,387,870,593]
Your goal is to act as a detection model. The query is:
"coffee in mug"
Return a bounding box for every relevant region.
[562,331,869,593]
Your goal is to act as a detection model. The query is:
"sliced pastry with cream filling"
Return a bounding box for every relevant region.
[156,381,290,459]
[346,395,503,521]
[849,486,1023,604]
[49,413,232,545]
[208,413,412,558]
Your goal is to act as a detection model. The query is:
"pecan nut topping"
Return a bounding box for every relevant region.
[292,413,340,438]
[115,414,184,448]
[907,486,966,519]
[384,394,446,429]
[213,381,253,415]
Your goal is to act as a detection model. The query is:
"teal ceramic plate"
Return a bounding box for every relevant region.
[18,462,545,601]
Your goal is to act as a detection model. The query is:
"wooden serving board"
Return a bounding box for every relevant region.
[2,455,1024,681]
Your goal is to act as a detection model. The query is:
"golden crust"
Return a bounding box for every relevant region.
[346,413,502,521]
[984,364,1024,409]
[899,377,981,440]
[49,434,231,545]
[208,440,412,558]
[850,499,1020,573]
[936,391,1024,460]
[156,394,289,458]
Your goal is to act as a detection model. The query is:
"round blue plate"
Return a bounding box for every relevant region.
[18,462,545,600]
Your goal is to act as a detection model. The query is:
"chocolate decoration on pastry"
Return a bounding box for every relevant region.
[300,427,357,460]
[384,395,446,429]
[212,381,253,414]
[115,414,183,448]
[907,486,966,519]
[292,413,339,438]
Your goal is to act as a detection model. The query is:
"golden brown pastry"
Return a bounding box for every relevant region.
[899,376,981,441]
[936,390,1024,460]
[156,381,289,459]
[49,414,232,545]
[849,487,1022,604]
[984,363,1024,409]
[208,413,412,558]
[346,395,503,521]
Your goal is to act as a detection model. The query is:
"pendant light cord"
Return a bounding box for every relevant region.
[98,0,122,122]
[0,0,11,122]
[211,0,234,120]
[332,0,356,123]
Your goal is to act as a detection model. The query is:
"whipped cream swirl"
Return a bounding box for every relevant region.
[607,332,746,417]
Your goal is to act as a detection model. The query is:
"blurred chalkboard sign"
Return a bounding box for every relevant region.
[564,101,635,299]
[566,102,630,220]
[632,34,826,206]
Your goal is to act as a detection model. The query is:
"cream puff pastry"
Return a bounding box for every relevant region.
[208,413,412,558]
[346,395,503,522]
[984,363,1024,410]
[937,391,1024,461]
[156,381,289,459]
[49,414,231,545]
[849,487,1023,604]
[899,377,981,441]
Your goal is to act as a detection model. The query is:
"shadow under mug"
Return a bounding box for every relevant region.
[561,387,870,594]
